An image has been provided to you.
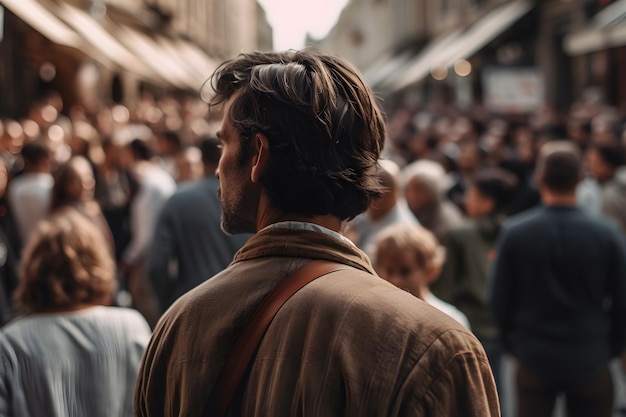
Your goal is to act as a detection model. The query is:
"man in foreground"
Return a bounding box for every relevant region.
[135,49,499,416]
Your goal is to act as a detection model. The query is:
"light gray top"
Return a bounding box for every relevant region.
[0,306,151,417]
[350,199,419,258]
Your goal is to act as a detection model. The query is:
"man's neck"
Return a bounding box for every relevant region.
[541,191,577,206]
[24,165,49,175]
[256,193,343,233]
[259,213,343,233]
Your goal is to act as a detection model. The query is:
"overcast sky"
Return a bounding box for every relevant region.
[257,0,350,51]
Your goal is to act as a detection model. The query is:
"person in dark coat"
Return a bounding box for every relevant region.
[147,137,250,313]
[434,166,518,415]
[488,140,626,417]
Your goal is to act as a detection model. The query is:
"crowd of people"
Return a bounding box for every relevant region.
[0,91,248,325]
[0,48,623,416]
[347,91,626,417]
[0,91,249,414]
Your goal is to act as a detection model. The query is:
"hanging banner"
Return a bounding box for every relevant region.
[482,67,545,114]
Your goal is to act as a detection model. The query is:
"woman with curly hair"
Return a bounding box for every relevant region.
[0,211,151,416]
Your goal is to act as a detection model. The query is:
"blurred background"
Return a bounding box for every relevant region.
[0,0,623,121]
[313,0,624,128]
[0,0,273,120]
[1,2,626,416]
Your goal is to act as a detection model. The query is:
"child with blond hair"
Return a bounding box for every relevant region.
[373,222,470,329]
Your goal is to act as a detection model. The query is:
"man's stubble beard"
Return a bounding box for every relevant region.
[219,185,258,235]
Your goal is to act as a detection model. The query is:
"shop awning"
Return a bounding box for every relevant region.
[362,49,416,90]
[113,24,201,90]
[387,0,533,92]
[0,0,81,48]
[0,0,214,91]
[54,2,163,85]
[564,0,626,55]
[156,36,220,91]
[385,30,463,92]
[173,38,220,83]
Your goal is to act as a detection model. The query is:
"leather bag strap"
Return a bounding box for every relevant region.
[205,260,350,416]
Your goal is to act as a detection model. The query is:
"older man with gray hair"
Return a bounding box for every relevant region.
[402,159,463,242]
[345,159,419,258]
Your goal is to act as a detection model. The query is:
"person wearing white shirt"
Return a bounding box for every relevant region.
[8,140,53,248]
[119,138,175,326]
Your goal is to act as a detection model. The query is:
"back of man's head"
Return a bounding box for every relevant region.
[21,140,51,172]
[159,131,182,154]
[401,159,450,201]
[208,49,386,221]
[129,138,152,162]
[199,136,222,169]
[536,140,582,194]
[591,141,625,170]
[472,167,518,214]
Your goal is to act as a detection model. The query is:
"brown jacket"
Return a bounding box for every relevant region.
[135,225,499,416]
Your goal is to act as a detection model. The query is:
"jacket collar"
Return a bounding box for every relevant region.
[232,225,377,275]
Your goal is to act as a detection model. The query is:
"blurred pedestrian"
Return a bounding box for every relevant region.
[135,50,499,416]
[173,145,204,183]
[148,137,249,314]
[584,142,626,234]
[345,158,419,258]
[402,159,463,243]
[49,155,115,254]
[601,162,626,234]
[94,138,136,263]
[7,140,53,247]
[119,138,175,326]
[0,211,151,416]
[154,130,182,180]
[0,159,19,325]
[446,139,484,213]
[435,166,518,413]
[373,222,470,328]
[488,141,626,417]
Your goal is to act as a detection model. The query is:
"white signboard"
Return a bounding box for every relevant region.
[482,67,545,114]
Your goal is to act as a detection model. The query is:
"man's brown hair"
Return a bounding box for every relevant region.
[208,49,387,220]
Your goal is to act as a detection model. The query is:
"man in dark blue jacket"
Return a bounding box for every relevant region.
[488,140,626,417]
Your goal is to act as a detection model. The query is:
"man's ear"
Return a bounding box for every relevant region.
[251,133,269,183]
[426,264,442,285]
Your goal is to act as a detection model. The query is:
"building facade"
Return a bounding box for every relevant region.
[315,0,425,71]
[563,0,626,108]
[0,0,272,118]
[317,0,626,114]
